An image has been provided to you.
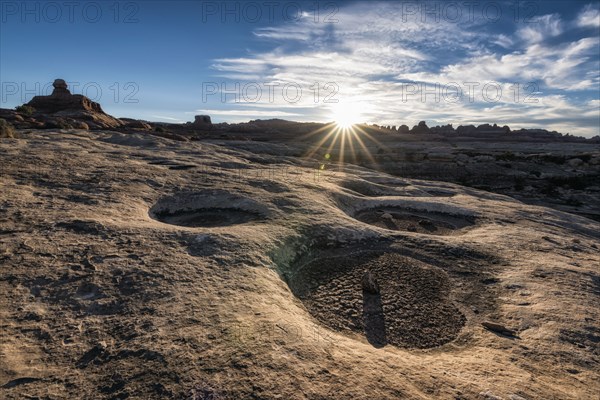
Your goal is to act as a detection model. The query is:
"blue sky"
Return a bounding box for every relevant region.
[1,0,599,136]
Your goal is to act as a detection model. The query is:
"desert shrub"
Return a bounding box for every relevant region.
[513,176,526,191]
[15,105,35,116]
[456,174,470,186]
[0,118,15,138]
[472,184,493,192]
[540,183,558,196]
[44,120,72,130]
[548,175,592,190]
[565,197,583,207]
[154,126,166,133]
[496,151,517,161]
[540,154,567,164]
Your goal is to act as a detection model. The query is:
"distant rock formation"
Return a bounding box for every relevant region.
[398,124,410,134]
[510,128,561,138]
[430,124,455,135]
[410,121,430,134]
[456,124,510,136]
[193,115,212,128]
[25,79,122,129]
[120,118,152,131]
[51,79,69,95]
[456,125,476,136]
[27,79,105,114]
[366,120,591,142]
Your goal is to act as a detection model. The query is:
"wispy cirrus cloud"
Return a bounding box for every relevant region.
[194,109,301,117]
[209,1,600,136]
[152,115,185,122]
[517,14,563,43]
[577,3,600,28]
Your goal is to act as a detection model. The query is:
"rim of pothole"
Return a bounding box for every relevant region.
[149,190,271,228]
[352,207,477,235]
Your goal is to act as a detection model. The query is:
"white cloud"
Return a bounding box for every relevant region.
[152,115,185,122]
[205,2,599,137]
[493,34,514,49]
[195,109,301,117]
[405,37,600,91]
[577,4,600,27]
[517,14,563,43]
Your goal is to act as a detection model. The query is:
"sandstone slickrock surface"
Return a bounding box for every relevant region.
[1,129,599,399]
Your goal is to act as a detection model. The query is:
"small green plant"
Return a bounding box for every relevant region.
[154,126,166,133]
[0,118,15,138]
[15,105,35,116]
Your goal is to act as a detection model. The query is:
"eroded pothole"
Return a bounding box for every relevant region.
[149,191,268,228]
[152,208,261,227]
[354,207,476,235]
[288,251,466,348]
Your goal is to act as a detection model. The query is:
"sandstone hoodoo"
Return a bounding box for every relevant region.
[27,79,105,114]
[24,78,123,129]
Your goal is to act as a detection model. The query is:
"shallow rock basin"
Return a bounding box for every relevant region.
[289,251,466,348]
[152,208,261,227]
[354,207,476,235]
[149,191,268,228]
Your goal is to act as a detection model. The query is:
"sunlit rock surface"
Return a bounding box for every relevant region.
[1,129,599,399]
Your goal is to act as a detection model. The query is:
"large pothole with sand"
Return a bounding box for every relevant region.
[287,251,466,348]
[354,207,476,235]
[149,190,268,228]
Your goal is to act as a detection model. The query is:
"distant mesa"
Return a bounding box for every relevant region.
[181,115,213,130]
[193,115,212,128]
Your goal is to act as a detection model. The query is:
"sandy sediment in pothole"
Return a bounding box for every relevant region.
[289,252,467,348]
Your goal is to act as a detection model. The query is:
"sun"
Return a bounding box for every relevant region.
[330,102,365,129]
[301,101,385,168]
